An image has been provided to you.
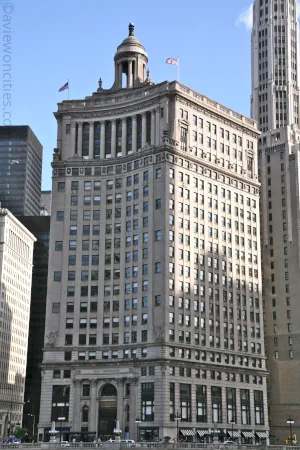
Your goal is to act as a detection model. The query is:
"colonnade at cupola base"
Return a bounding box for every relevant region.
[115,60,146,89]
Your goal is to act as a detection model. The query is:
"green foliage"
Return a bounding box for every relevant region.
[14,428,28,439]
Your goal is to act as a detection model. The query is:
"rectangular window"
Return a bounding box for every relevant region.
[58,182,65,192]
[170,382,175,421]
[240,389,251,424]
[196,385,207,423]
[211,386,222,423]
[254,390,264,425]
[51,385,70,421]
[226,387,236,423]
[180,384,191,422]
[141,383,154,421]
[54,271,62,282]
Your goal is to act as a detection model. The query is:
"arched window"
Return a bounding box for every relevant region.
[82,406,89,423]
[101,384,117,397]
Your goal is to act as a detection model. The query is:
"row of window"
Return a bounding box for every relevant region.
[50,382,263,425]
[179,110,254,147]
[57,290,260,314]
[62,349,262,369]
[57,170,160,193]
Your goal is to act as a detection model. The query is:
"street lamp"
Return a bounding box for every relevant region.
[135,418,141,442]
[287,415,294,446]
[27,414,36,440]
[174,411,181,443]
[58,417,66,443]
[230,420,235,441]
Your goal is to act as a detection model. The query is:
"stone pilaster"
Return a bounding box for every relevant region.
[151,110,155,146]
[118,63,123,89]
[155,109,160,146]
[77,122,83,157]
[100,122,105,159]
[70,122,76,156]
[90,380,97,433]
[132,115,137,153]
[141,113,147,147]
[89,122,94,159]
[116,379,125,434]
[128,61,133,88]
[122,118,127,156]
[111,120,117,158]
[72,379,81,432]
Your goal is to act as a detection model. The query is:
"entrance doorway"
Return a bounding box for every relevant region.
[98,384,117,440]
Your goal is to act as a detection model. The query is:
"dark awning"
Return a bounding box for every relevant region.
[180,429,195,436]
[256,431,269,439]
[242,431,255,438]
[197,430,208,437]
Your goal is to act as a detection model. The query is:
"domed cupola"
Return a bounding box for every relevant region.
[114,23,148,89]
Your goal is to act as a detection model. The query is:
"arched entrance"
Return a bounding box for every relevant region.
[98,384,117,440]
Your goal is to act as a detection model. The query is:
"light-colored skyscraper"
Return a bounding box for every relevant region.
[252,0,300,443]
[39,24,269,443]
[0,208,35,436]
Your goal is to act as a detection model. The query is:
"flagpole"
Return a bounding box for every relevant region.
[68,79,69,100]
[178,58,180,82]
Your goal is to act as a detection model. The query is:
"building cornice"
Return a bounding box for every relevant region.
[51,143,260,193]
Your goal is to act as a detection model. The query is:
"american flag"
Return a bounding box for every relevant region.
[166,57,179,66]
[59,82,69,92]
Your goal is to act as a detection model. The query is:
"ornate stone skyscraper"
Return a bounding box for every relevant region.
[38,24,269,443]
[251,0,300,443]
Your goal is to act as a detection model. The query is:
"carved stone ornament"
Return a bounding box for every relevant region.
[141,142,152,151]
[45,331,58,348]
[68,154,84,161]
[153,326,164,343]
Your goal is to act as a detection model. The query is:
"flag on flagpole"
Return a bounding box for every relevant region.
[166,57,179,66]
[59,82,69,92]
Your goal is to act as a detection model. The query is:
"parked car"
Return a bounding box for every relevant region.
[9,438,21,444]
[224,441,238,446]
[61,441,70,447]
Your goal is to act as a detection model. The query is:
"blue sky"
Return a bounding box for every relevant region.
[4,0,254,190]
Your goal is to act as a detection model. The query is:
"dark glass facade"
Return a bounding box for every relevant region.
[18,216,50,438]
[0,126,42,216]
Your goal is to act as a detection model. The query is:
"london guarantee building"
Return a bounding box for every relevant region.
[39,24,269,443]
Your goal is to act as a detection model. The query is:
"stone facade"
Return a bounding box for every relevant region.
[39,24,269,444]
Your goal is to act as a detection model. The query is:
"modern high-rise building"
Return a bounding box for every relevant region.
[251,0,300,443]
[39,23,269,443]
[18,216,50,440]
[0,126,43,217]
[0,208,36,436]
[40,191,52,216]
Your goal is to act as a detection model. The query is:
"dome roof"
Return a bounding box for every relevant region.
[115,23,148,60]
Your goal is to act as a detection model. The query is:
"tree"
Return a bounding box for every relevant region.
[14,428,28,439]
